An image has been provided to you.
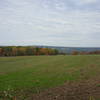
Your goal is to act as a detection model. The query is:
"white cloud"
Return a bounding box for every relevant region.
[77,0,97,4]
[0,0,100,47]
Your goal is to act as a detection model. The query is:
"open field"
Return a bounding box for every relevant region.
[0,55,100,100]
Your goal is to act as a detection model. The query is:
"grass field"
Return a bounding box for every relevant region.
[0,55,100,93]
[0,55,100,99]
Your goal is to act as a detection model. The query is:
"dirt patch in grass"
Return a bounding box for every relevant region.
[31,77,100,100]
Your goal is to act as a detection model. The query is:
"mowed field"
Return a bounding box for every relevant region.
[0,55,100,99]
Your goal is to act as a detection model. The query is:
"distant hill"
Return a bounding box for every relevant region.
[1,45,100,54]
[36,46,100,54]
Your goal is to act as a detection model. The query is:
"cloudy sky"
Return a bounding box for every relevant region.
[0,0,100,47]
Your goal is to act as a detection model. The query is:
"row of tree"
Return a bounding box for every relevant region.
[72,51,100,55]
[0,46,100,56]
[0,46,59,56]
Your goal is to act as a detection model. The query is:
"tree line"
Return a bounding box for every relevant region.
[72,50,100,55]
[0,46,100,56]
[0,46,59,56]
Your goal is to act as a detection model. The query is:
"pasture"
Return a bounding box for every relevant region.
[0,55,100,99]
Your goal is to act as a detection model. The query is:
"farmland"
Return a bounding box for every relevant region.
[0,55,100,100]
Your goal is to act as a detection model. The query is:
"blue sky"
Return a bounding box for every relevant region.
[0,0,100,47]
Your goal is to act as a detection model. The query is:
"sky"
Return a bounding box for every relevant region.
[0,0,100,47]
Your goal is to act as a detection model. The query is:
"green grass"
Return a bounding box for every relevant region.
[0,55,100,92]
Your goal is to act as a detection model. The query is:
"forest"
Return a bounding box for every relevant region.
[0,46,59,56]
[0,46,100,56]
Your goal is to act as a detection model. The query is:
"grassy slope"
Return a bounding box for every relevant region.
[0,55,100,91]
